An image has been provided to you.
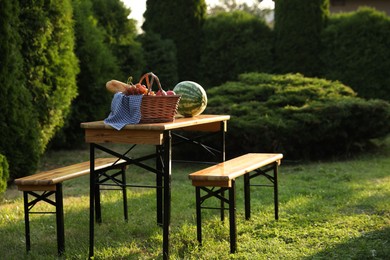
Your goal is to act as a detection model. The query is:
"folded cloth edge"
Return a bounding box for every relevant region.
[104,92,143,130]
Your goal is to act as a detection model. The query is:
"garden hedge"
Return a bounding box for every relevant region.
[0,1,40,180]
[321,7,390,101]
[205,73,390,159]
[199,11,273,88]
[0,154,9,195]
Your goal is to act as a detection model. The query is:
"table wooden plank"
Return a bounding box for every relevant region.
[85,129,163,144]
[80,114,230,131]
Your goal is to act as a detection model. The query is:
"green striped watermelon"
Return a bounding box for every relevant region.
[173,81,207,117]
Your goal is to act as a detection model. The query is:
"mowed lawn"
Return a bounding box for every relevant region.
[0,142,389,259]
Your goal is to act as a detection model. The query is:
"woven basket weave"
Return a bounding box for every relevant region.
[139,72,181,123]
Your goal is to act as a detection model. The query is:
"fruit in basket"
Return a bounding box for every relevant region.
[173,81,207,117]
[156,89,167,96]
[166,90,176,95]
[135,83,148,95]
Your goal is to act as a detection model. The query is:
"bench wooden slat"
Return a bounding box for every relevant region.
[189,153,283,187]
[15,158,126,188]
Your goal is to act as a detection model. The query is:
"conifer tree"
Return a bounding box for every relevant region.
[19,0,79,152]
[0,0,40,179]
[51,0,122,148]
[274,0,329,76]
[92,0,144,79]
[143,0,207,81]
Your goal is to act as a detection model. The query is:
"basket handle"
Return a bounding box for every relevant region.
[139,72,163,95]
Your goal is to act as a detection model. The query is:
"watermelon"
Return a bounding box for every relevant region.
[173,81,207,117]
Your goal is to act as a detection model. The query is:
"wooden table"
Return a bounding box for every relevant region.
[81,114,230,259]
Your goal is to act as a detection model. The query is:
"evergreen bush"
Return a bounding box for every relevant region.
[19,0,79,152]
[199,11,273,88]
[206,73,390,159]
[51,0,122,148]
[138,32,178,88]
[143,0,207,81]
[0,0,40,179]
[92,0,144,80]
[0,154,9,195]
[321,7,390,101]
[274,0,329,76]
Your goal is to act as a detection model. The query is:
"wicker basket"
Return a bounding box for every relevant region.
[139,72,181,123]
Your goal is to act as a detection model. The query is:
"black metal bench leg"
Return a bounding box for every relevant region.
[229,180,237,254]
[55,183,65,255]
[274,164,279,220]
[195,186,202,246]
[121,166,128,221]
[244,173,251,220]
[23,191,31,252]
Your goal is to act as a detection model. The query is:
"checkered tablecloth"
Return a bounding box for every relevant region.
[104,92,143,130]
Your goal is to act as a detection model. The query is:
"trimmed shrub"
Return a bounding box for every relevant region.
[143,0,207,81]
[0,154,9,195]
[205,73,390,159]
[321,7,390,101]
[91,0,144,80]
[199,11,273,88]
[138,32,178,88]
[51,0,121,148]
[19,0,79,152]
[0,0,40,180]
[274,0,329,77]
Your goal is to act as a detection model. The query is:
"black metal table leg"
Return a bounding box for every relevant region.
[95,174,102,224]
[274,163,279,220]
[219,122,226,221]
[121,166,129,221]
[156,145,163,226]
[89,143,95,259]
[162,131,172,260]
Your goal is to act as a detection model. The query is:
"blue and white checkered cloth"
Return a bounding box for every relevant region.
[104,92,143,130]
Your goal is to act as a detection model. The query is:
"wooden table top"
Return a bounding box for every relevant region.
[80,114,230,131]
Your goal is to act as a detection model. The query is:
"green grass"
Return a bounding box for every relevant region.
[1,143,389,259]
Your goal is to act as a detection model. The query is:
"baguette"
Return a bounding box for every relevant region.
[106,80,130,94]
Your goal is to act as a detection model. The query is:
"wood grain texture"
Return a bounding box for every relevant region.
[189,153,283,187]
[15,158,126,188]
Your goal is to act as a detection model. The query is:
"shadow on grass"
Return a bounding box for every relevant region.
[0,189,165,259]
[303,226,390,259]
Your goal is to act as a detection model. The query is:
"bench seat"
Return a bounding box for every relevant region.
[189,153,283,254]
[15,157,126,190]
[14,157,127,255]
[189,153,283,187]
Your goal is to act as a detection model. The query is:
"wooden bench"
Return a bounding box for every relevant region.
[14,157,127,255]
[189,153,283,253]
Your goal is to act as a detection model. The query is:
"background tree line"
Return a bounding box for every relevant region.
[1,0,390,190]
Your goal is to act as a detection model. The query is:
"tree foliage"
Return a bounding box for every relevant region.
[19,0,79,152]
[321,7,390,101]
[0,0,40,180]
[143,0,207,81]
[92,0,144,79]
[206,73,390,159]
[199,11,273,88]
[138,32,178,88]
[0,154,9,194]
[274,0,329,76]
[51,0,122,148]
